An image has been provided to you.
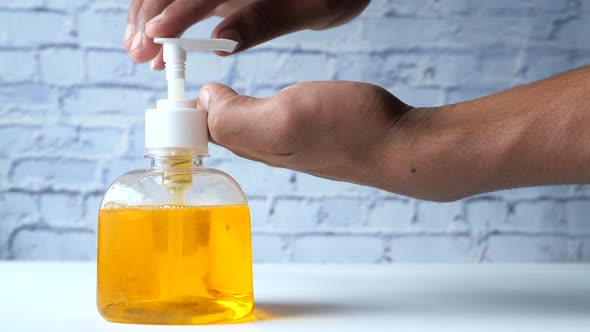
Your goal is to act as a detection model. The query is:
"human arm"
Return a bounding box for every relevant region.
[198,66,590,201]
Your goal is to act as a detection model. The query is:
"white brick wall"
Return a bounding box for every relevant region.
[0,0,588,262]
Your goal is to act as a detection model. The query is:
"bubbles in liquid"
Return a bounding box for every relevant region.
[101,202,246,210]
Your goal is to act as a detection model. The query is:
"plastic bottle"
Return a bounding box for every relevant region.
[96,38,253,325]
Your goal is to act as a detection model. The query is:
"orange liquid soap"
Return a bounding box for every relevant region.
[97,204,253,325]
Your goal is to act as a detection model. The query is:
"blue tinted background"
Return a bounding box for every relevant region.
[0,0,589,262]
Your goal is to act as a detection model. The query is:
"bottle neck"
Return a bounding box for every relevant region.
[148,155,205,170]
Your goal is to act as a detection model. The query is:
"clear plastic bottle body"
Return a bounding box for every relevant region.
[97,155,253,325]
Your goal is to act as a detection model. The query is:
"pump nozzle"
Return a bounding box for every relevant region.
[154,38,238,99]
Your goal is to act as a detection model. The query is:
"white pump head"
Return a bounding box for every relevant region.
[154,38,237,99]
[145,38,238,156]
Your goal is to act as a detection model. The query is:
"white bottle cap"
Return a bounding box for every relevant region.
[145,38,238,156]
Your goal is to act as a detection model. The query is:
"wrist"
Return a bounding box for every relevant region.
[366,105,480,201]
[398,104,499,201]
[371,101,533,201]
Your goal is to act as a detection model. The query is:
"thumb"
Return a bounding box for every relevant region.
[200,83,286,151]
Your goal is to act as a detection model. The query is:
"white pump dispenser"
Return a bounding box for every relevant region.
[145,38,238,156]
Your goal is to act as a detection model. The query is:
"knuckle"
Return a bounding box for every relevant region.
[315,0,370,29]
[207,111,228,145]
[270,93,307,152]
[318,0,364,14]
[208,109,236,147]
[320,0,343,11]
[208,91,248,147]
[282,104,305,136]
[243,2,276,41]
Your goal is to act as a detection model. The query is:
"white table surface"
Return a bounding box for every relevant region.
[0,263,589,332]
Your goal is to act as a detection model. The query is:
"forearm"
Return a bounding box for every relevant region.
[467,66,590,193]
[375,66,590,201]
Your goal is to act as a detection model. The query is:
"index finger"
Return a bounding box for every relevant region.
[125,0,143,51]
[144,0,227,38]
